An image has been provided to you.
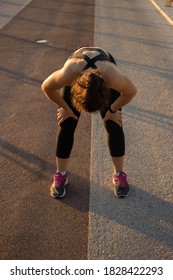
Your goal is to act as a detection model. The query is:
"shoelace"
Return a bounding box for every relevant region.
[54,173,66,186]
[115,173,127,187]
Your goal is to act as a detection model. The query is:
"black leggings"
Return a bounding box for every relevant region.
[56,86,125,158]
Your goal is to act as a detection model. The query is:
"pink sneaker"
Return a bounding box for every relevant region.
[113,171,129,197]
[50,172,68,198]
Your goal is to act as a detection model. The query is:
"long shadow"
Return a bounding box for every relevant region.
[10,15,94,34]
[0,66,42,86]
[93,183,173,249]
[1,138,173,250]
[17,13,168,35]
[95,13,167,28]
[0,138,90,213]
[0,33,74,53]
[0,13,12,19]
[11,15,172,50]
[99,31,173,50]
[61,173,173,250]
[0,138,55,176]
[116,58,173,81]
[30,0,95,8]
[24,4,95,18]
[56,171,90,213]
[0,0,25,7]
[124,104,173,131]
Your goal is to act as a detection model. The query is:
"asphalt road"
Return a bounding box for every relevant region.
[0,0,173,260]
[0,0,94,260]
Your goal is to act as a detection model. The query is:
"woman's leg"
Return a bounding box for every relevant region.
[100,89,125,173]
[56,86,81,172]
[103,119,125,174]
[51,86,81,198]
[100,89,129,197]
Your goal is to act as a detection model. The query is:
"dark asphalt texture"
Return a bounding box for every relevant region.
[0,0,95,260]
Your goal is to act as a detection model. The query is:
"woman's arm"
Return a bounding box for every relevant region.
[41,60,79,123]
[103,64,137,126]
[41,61,76,108]
[106,65,137,112]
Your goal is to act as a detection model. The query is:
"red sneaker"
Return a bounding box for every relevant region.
[50,172,68,198]
[113,172,129,197]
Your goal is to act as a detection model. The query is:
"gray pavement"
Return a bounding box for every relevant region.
[88,0,173,259]
[0,0,32,29]
[153,0,173,24]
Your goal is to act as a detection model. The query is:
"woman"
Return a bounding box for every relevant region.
[41,46,137,198]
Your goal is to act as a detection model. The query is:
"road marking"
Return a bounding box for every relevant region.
[88,0,115,260]
[149,0,173,26]
[36,40,48,43]
[0,0,32,29]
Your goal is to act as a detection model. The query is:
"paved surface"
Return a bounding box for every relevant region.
[150,0,173,25]
[0,0,32,29]
[0,0,173,260]
[88,0,173,260]
[0,0,94,260]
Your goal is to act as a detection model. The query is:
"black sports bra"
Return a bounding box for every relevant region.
[69,47,116,70]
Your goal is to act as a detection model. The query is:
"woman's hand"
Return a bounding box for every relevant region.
[57,107,78,125]
[103,110,122,126]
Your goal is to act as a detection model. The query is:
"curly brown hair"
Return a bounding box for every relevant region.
[70,69,110,113]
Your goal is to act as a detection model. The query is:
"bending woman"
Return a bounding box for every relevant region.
[41,46,137,198]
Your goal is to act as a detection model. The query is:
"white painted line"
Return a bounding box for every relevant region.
[88,0,116,260]
[36,40,48,44]
[0,0,32,30]
[149,0,173,26]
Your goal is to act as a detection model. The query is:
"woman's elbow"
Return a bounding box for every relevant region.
[41,81,52,98]
[41,80,47,93]
[131,84,137,97]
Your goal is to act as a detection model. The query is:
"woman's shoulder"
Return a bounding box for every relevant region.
[63,57,87,73]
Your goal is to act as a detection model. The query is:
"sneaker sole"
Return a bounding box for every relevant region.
[113,178,129,198]
[113,188,129,198]
[50,188,66,198]
[50,177,68,198]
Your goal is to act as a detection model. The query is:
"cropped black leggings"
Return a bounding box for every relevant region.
[56,86,125,158]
